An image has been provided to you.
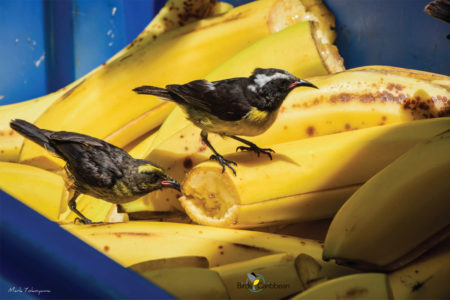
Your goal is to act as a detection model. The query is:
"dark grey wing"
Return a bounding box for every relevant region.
[49,131,106,147]
[49,133,127,187]
[166,78,252,121]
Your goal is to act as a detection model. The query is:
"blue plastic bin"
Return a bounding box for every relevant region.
[0,0,449,298]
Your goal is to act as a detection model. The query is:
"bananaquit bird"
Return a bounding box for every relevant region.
[10,119,181,224]
[133,68,317,174]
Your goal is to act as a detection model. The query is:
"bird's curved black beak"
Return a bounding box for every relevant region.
[161,177,181,192]
[289,79,318,89]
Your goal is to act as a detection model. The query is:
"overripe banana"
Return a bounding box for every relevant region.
[179,118,450,228]
[323,130,450,271]
[18,0,310,171]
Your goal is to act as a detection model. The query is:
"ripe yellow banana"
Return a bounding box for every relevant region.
[179,118,450,228]
[0,162,67,220]
[211,253,319,299]
[323,130,450,271]
[388,238,450,299]
[62,221,324,268]
[146,67,449,213]
[18,0,308,171]
[58,194,117,224]
[290,273,391,300]
[137,267,229,300]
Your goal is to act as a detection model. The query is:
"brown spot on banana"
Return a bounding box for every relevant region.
[306,126,315,136]
[183,157,193,169]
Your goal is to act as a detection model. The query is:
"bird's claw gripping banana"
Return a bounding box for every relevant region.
[210,154,237,175]
[234,142,275,160]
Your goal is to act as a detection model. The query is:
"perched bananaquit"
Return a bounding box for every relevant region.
[10,119,181,224]
[133,67,318,174]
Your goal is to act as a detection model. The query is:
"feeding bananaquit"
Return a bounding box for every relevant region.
[10,119,181,224]
[133,68,318,174]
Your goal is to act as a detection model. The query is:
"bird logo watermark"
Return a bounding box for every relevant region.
[246,272,265,293]
[236,272,290,293]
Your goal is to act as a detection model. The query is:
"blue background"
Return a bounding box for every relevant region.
[0,0,449,298]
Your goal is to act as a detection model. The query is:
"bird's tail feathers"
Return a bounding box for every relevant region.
[10,119,56,153]
[133,86,173,100]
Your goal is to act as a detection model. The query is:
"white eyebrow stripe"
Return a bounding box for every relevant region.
[254,73,290,88]
[205,82,216,91]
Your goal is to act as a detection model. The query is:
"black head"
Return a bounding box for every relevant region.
[248,68,318,110]
[136,160,181,192]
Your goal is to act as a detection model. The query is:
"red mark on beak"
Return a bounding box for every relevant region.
[288,82,298,89]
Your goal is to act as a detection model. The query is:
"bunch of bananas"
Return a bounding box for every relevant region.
[1,0,449,299]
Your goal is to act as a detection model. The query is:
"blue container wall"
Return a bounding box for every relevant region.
[0,0,449,105]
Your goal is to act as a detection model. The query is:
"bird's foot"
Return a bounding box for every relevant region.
[209,154,237,175]
[74,217,101,225]
[236,145,274,160]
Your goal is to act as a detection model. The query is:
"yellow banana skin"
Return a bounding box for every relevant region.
[323,130,450,271]
[179,118,450,228]
[18,0,307,171]
[137,267,229,300]
[128,256,210,272]
[290,273,391,300]
[62,221,324,268]
[0,162,67,220]
[388,239,450,299]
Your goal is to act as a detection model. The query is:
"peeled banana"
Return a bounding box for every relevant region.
[323,130,450,271]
